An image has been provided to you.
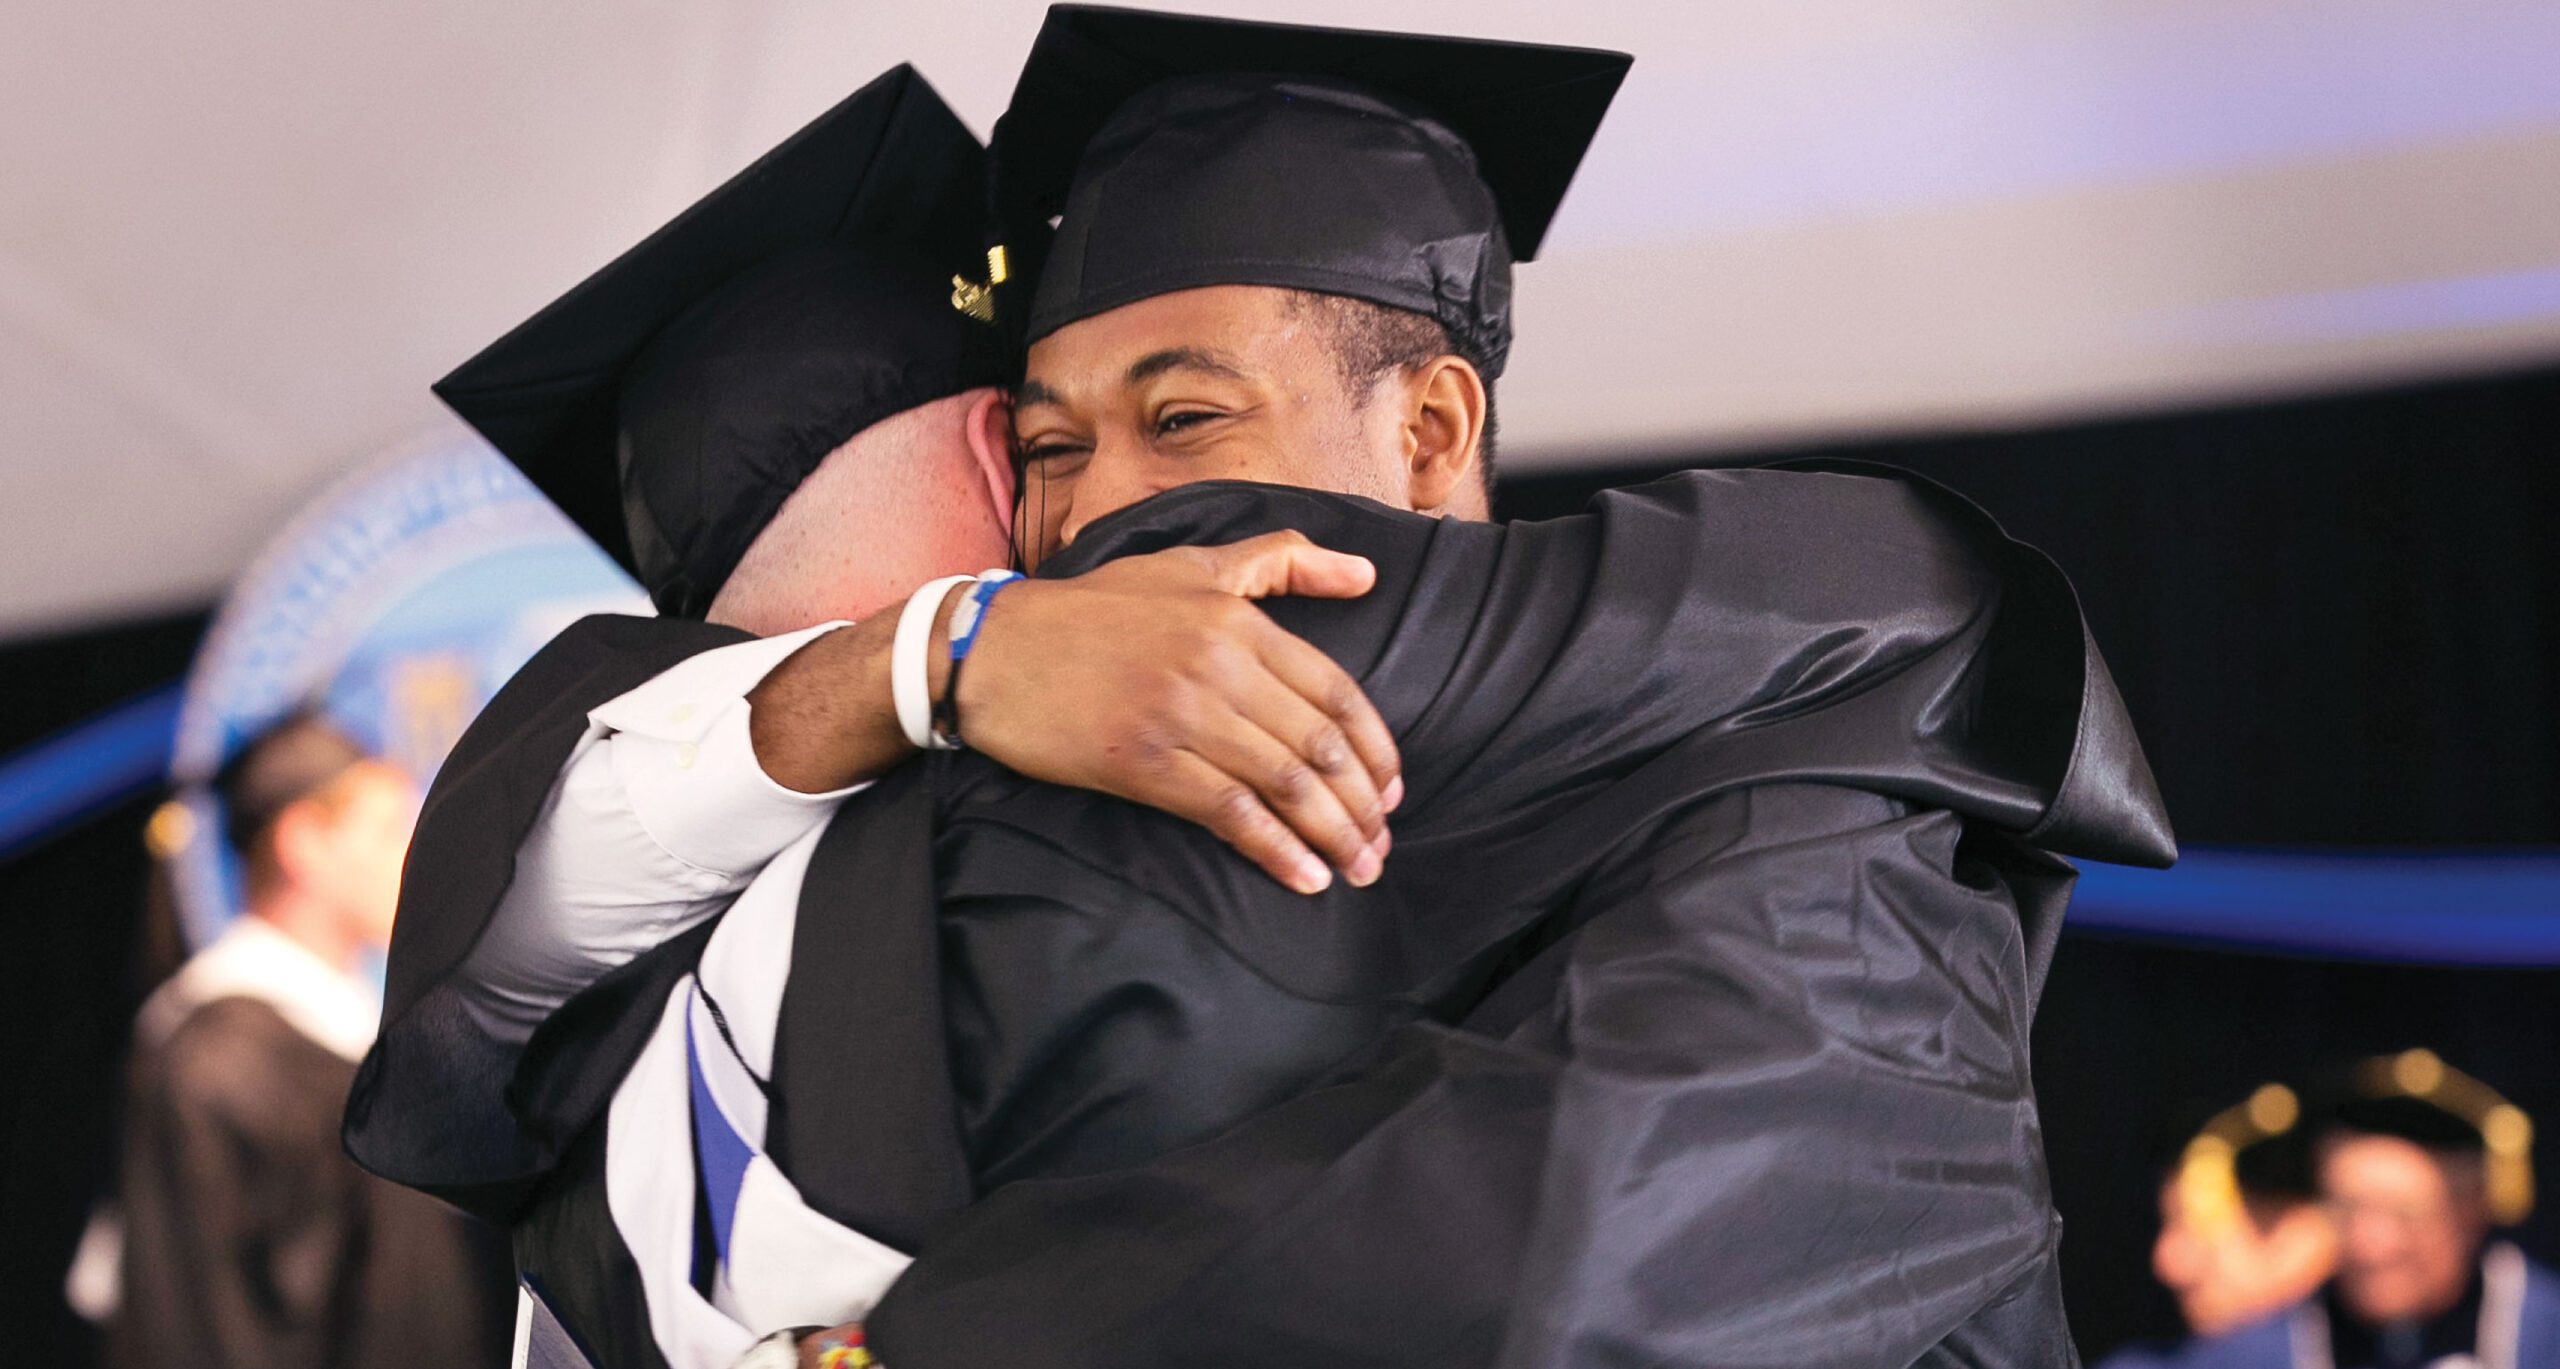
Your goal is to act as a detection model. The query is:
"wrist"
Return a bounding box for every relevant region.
[806,1324,879,1369]
[893,574,979,751]
[745,618,910,792]
[730,1326,821,1369]
[932,571,1023,747]
[946,575,1035,735]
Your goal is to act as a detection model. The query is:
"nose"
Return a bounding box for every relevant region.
[2154,1228,2201,1289]
[1055,443,1166,548]
[2337,1210,2404,1271]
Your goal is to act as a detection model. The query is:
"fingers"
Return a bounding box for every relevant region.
[1253,624,1401,808]
[1196,531,1376,601]
[1141,747,1338,895]
[1185,694,1384,884]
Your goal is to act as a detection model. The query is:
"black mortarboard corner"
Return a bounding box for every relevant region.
[434,66,1009,618]
[993,5,1629,379]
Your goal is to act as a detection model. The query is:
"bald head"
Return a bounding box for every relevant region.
[708,386,1017,634]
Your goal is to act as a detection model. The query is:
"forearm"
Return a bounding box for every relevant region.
[456,622,885,1044]
[745,584,964,793]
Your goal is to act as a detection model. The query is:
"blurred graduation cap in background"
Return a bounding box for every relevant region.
[2318,1048,2537,1226]
[992,4,1632,378]
[434,65,1008,618]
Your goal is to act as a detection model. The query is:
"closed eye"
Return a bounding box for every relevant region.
[1017,441,1090,472]
[1155,409,1223,438]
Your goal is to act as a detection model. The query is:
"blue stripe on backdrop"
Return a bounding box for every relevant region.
[2069,848,2560,966]
[0,688,2555,965]
[0,684,181,864]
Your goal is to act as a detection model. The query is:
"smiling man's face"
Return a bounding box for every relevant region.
[1012,285,1486,564]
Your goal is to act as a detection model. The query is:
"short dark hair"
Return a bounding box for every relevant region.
[1284,291,1499,491]
[213,712,367,874]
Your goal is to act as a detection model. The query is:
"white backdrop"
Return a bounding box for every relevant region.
[5,0,2558,635]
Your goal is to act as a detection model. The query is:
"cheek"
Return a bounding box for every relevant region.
[1017,465,1077,564]
[1243,408,1389,495]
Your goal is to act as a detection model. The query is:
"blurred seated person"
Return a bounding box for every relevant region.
[2105,1051,2557,1369]
[109,715,511,1368]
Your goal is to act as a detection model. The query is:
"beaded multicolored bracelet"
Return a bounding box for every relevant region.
[814,1325,879,1369]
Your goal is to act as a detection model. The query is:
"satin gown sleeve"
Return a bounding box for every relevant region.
[453,622,864,1048]
[345,612,765,1219]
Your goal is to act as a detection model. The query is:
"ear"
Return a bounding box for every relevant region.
[1401,356,1488,517]
[960,386,1016,541]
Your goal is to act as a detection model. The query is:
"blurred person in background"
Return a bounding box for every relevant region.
[105,714,510,1368]
[2101,1084,2337,1367]
[2312,1052,2557,1368]
[2107,1051,2557,1369]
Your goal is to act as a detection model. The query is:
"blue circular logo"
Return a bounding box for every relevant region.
[166,436,646,947]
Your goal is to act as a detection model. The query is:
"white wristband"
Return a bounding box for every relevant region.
[893,575,978,752]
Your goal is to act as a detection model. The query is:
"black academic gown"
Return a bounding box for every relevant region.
[118,995,512,1369]
[349,465,2175,1369]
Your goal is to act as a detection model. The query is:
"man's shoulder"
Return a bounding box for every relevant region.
[1593,464,2010,575]
[517,611,756,682]
[2092,1315,2295,1369]
[154,995,348,1136]
[2514,1244,2560,1340]
[427,611,753,808]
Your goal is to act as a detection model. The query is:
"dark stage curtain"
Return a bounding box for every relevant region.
[1502,359,2560,1358]
[0,610,208,1368]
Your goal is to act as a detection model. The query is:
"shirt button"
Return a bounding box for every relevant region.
[675,743,699,770]
[670,703,696,725]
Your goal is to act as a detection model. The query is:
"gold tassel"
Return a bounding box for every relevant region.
[950,245,1011,324]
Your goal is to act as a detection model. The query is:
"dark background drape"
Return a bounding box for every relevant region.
[3,361,2555,1365]
[0,610,209,1365]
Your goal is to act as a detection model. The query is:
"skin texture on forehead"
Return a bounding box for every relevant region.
[1013,285,1487,565]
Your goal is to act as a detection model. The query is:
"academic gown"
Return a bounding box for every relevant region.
[115,923,512,1369]
[349,464,2177,1369]
[2094,1245,2560,1369]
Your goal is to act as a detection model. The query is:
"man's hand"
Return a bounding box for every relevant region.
[747,532,1401,894]
[960,531,1401,894]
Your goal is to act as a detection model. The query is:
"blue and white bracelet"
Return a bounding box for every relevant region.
[932,570,1024,748]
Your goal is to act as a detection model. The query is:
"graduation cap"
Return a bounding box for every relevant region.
[2316,1049,2537,1225]
[434,65,1009,618]
[992,5,1630,379]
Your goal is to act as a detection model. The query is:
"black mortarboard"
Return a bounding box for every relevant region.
[993,5,1629,379]
[434,65,1008,618]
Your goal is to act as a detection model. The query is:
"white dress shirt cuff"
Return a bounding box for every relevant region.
[588,622,866,876]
